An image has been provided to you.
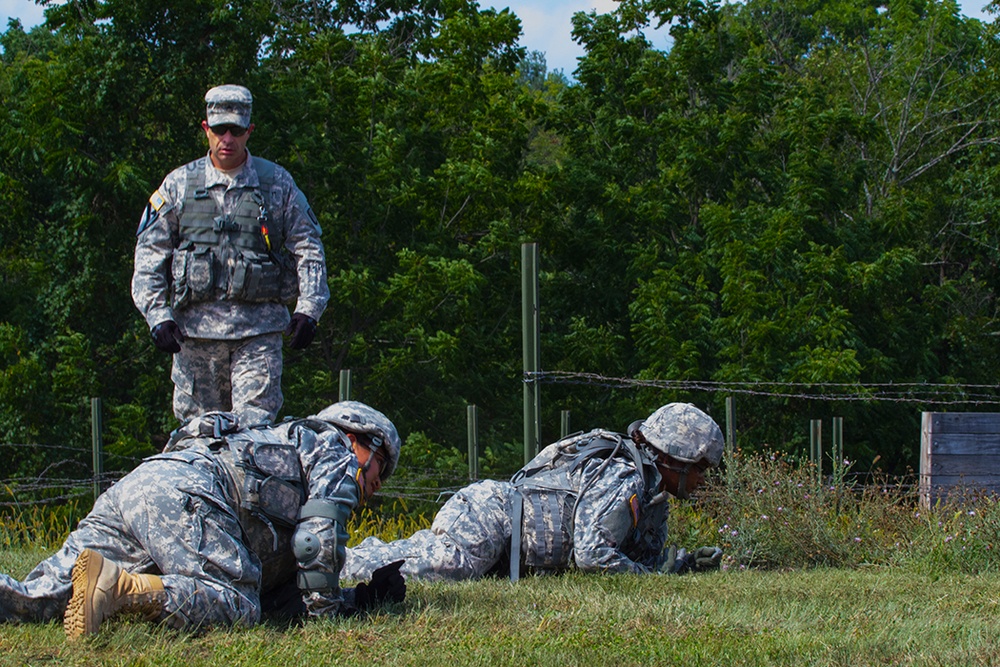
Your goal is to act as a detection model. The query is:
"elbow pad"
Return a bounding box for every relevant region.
[292,495,355,592]
[293,518,346,592]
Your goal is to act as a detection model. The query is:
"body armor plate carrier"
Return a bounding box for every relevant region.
[508,430,658,581]
[171,157,297,308]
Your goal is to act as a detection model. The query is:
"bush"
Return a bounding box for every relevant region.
[673,449,1000,574]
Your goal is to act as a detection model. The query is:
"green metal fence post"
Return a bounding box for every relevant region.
[339,369,352,402]
[91,397,104,499]
[522,242,541,464]
[467,404,479,481]
[810,419,823,484]
[832,416,844,485]
[725,396,736,454]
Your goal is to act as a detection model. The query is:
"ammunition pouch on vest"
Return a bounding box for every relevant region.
[171,157,298,309]
[227,434,306,531]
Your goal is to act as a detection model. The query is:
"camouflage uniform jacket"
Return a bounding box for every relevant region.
[165,412,362,616]
[520,437,670,574]
[343,435,670,583]
[131,151,329,339]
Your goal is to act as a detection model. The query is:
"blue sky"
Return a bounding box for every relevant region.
[2,1,995,75]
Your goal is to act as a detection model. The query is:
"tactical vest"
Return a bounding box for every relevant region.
[171,157,296,309]
[508,430,660,581]
[165,418,307,593]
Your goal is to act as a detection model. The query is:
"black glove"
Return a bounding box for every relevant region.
[690,546,723,572]
[663,545,723,574]
[284,313,317,349]
[150,320,184,353]
[663,545,690,574]
[353,560,406,611]
[259,578,307,620]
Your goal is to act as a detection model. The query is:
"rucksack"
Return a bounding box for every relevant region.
[508,429,658,581]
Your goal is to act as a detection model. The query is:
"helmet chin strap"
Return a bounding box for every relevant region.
[659,459,694,499]
[674,466,691,499]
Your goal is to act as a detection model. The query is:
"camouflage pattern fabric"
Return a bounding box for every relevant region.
[343,479,511,582]
[170,333,282,425]
[132,151,329,420]
[0,415,361,629]
[566,455,669,574]
[343,449,670,582]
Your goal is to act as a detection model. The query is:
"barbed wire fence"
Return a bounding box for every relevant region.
[2,372,999,511]
[528,371,1000,407]
[528,371,1000,496]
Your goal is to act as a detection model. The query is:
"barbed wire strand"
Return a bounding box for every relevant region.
[527,371,1000,406]
[3,369,989,506]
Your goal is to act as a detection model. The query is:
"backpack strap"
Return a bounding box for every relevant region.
[508,431,654,581]
[510,491,523,582]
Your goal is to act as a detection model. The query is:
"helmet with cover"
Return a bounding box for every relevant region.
[313,401,402,480]
[629,403,723,468]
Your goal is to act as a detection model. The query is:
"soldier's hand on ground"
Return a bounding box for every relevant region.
[150,320,184,353]
[662,545,691,574]
[285,313,317,349]
[354,560,406,610]
[259,578,307,620]
[691,546,723,572]
[370,560,406,604]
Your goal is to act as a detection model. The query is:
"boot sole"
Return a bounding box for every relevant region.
[64,549,103,640]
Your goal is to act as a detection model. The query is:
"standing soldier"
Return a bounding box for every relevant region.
[341,403,725,582]
[132,84,329,425]
[0,401,404,638]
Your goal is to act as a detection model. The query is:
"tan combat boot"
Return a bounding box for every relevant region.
[64,548,166,640]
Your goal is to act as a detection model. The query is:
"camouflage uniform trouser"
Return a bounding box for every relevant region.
[172,332,283,425]
[342,479,513,583]
[0,453,261,629]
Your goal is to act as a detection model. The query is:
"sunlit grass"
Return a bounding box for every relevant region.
[2,455,1000,664]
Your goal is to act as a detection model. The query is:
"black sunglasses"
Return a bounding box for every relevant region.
[209,124,248,137]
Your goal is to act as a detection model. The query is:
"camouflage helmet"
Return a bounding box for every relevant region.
[313,401,402,480]
[631,403,724,468]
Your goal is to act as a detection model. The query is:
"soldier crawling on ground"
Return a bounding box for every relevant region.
[340,402,725,584]
[0,401,405,639]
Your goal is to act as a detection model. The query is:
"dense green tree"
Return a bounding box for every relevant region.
[2,0,1000,496]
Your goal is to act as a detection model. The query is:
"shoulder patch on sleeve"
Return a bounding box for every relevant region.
[306,207,321,232]
[136,203,156,236]
[628,493,640,528]
[137,189,170,236]
[149,189,167,212]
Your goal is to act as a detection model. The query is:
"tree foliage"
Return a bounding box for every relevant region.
[2,0,999,487]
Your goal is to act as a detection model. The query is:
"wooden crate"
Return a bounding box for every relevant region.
[920,412,1000,508]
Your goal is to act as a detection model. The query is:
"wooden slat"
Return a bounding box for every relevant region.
[924,457,1000,479]
[921,476,1000,494]
[924,412,1000,435]
[923,434,1000,456]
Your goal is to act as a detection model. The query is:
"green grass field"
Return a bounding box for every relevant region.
[4,451,1000,665]
[0,548,997,667]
